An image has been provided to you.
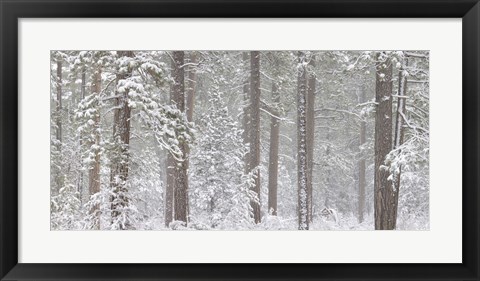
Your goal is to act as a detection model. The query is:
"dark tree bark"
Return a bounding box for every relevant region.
[249,51,261,224]
[306,53,316,222]
[297,51,309,230]
[267,81,280,216]
[88,66,102,230]
[358,85,367,223]
[172,51,189,225]
[374,52,394,230]
[110,51,134,230]
[392,56,409,228]
[165,51,192,227]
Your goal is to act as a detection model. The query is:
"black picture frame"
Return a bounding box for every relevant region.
[1,0,478,280]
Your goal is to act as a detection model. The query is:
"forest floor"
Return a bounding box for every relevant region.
[136,213,429,231]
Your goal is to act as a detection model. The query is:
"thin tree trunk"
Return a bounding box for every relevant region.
[358,86,367,223]
[306,54,316,222]
[185,51,197,223]
[267,82,279,216]
[54,59,63,193]
[243,52,251,175]
[110,51,134,230]
[78,68,86,204]
[186,52,197,122]
[81,68,86,98]
[297,51,309,230]
[165,153,174,227]
[392,56,409,228]
[88,66,102,230]
[249,51,261,224]
[56,59,63,145]
[172,51,189,224]
[324,128,331,208]
[374,52,394,230]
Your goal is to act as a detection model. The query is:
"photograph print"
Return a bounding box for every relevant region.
[50,50,429,231]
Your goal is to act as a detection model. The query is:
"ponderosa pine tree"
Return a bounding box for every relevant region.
[77,67,86,203]
[165,153,174,227]
[391,54,408,228]
[186,52,197,122]
[306,53,316,223]
[171,51,189,225]
[87,62,102,230]
[374,52,394,230]
[267,80,280,216]
[242,52,250,175]
[249,51,261,224]
[54,57,63,194]
[297,51,309,230]
[387,51,430,229]
[185,51,197,221]
[56,59,63,143]
[110,51,135,230]
[190,88,252,228]
[358,84,367,223]
[50,50,429,231]
[50,51,85,230]
[266,52,281,216]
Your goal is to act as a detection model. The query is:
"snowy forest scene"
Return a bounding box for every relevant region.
[50,50,429,231]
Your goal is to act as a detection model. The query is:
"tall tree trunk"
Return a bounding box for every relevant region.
[88,66,102,230]
[374,52,394,230]
[306,53,316,222]
[185,51,197,222]
[392,56,409,228]
[297,51,309,230]
[243,52,250,175]
[358,85,367,223]
[249,51,261,224]
[54,59,63,193]
[186,52,197,122]
[165,153,174,227]
[78,67,86,204]
[267,82,279,216]
[172,51,189,225]
[56,59,63,145]
[324,128,331,208]
[110,51,134,230]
